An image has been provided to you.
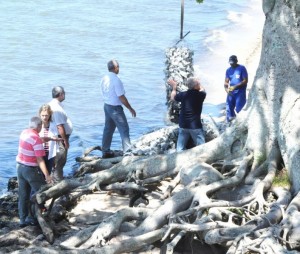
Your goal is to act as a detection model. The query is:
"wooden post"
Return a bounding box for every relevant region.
[180,0,184,39]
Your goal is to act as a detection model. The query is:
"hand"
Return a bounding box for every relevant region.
[229,86,235,92]
[130,108,136,117]
[45,175,53,184]
[168,79,177,89]
[52,136,63,142]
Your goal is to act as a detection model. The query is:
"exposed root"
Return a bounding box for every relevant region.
[2,122,299,254]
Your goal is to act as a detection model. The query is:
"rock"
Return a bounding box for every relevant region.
[0,177,19,229]
[0,195,18,224]
[7,176,18,192]
[164,46,194,124]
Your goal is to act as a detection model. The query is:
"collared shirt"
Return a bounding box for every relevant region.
[49,99,73,135]
[16,128,45,167]
[100,72,125,106]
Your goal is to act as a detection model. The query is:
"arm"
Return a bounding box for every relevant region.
[57,124,69,149]
[119,95,136,117]
[228,66,248,92]
[168,79,177,101]
[36,156,52,184]
[224,77,230,93]
[40,136,63,142]
[230,77,248,90]
[199,84,205,92]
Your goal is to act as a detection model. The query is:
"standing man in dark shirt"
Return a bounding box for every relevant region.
[168,77,206,151]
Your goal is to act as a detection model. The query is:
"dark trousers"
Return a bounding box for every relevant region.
[52,135,69,182]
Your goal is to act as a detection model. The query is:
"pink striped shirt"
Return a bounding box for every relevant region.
[16,128,46,166]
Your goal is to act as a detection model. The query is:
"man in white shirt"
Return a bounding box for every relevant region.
[49,86,73,181]
[100,59,136,158]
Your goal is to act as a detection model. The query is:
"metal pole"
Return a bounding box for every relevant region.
[180,0,184,39]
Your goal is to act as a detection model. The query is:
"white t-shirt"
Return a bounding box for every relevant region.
[100,72,125,106]
[48,99,73,135]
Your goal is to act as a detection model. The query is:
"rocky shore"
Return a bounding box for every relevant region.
[0,31,263,253]
[0,120,223,253]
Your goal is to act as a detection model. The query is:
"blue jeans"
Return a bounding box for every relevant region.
[102,104,131,153]
[177,128,205,151]
[226,91,246,122]
[17,163,45,224]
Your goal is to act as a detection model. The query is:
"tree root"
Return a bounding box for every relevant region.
[5,119,300,254]
[61,207,152,249]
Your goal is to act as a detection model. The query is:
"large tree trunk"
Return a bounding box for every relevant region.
[249,0,300,193]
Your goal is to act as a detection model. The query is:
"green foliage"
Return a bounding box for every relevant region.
[273,168,290,188]
[229,208,243,216]
[196,0,204,3]
[255,152,267,164]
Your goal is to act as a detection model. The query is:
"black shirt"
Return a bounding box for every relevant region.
[175,89,206,129]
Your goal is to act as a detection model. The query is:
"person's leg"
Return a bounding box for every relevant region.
[226,94,236,122]
[235,91,247,113]
[17,164,31,226]
[102,104,116,154]
[52,141,67,182]
[29,169,45,193]
[176,128,190,151]
[190,128,205,146]
[25,167,45,223]
[110,106,131,153]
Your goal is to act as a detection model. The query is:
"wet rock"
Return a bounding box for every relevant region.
[7,176,18,192]
[0,177,19,229]
[130,126,178,156]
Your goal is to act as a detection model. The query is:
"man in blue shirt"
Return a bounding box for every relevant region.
[168,77,206,151]
[224,55,248,122]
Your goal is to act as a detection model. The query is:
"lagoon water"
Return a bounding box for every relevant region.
[0,0,264,194]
